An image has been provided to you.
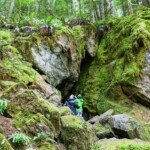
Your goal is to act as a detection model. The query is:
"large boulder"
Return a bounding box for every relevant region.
[99,109,114,124]
[61,115,97,150]
[92,122,114,139]
[109,114,140,139]
[31,43,78,87]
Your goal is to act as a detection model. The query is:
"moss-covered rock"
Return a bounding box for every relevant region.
[0,44,36,84]
[76,9,150,115]
[92,122,114,139]
[61,115,97,150]
[0,133,14,150]
[59,106,73,116]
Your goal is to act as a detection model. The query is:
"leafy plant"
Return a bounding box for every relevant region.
[9,133,29,145]
[0,98,8,115]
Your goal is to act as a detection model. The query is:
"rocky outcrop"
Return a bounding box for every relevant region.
[122,51,150,107]
[92,122,114,139]
[35,73,62,106]
[76,9,150,117]
[109,114,140,139]
[61,115,97,150]
[13,25,97,97]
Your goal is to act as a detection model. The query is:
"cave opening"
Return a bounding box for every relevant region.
[57,52,95,119]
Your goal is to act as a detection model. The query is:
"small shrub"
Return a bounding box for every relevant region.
[9,133,29,145]
[0,98,8,115]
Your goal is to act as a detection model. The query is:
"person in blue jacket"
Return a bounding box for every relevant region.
[65,94,77,115]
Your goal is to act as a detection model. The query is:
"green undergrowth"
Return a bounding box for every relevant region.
[76,9,150,114]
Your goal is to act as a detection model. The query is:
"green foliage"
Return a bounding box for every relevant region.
[0,98,8,115]
[9,133,29,145]
[118,143,150,150]
[90,143,102,150]
[0,30,13,46]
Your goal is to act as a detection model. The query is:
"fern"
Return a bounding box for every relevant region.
[9,133,29,145]
[0,98,8,115]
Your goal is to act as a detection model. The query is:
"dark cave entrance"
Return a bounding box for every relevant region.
[57,52,95,119]
[59,52,94,100]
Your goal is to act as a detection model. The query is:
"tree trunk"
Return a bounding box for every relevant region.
[100,0,105,19]
[127,0,133,14]
[109,0,116,16]
[8,0,16,18]
[72,0,79,15]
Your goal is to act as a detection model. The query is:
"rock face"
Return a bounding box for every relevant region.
[99,109,114,124]
[76,9,150,118]
[35,73,62,106]
[138,51,150,98]
[61,115,97,150]
[92,122,114,139]
[31,43,78,87]
[109,114,140,139]
[14,25,97,96]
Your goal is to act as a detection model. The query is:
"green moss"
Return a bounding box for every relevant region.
[97,139,150,150]
[61,115,84,130]
[0,30,13,45]
[0,133,13,150]
[97,99,131,114]
[61,115,97,150]
[39,142,55,150]
[140,123,150,141]
[59,106,72,116]
[0,45,36,84]
[118,143,150,150]
[76,9,150,114]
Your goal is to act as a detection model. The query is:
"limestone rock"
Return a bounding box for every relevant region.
[99,109,114,124]
[35,73,62,107]
[31,43,79,87]
[92,122,114,139]
[61,115,97,150]
[88,115,101,124]
[109,114,140,139]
